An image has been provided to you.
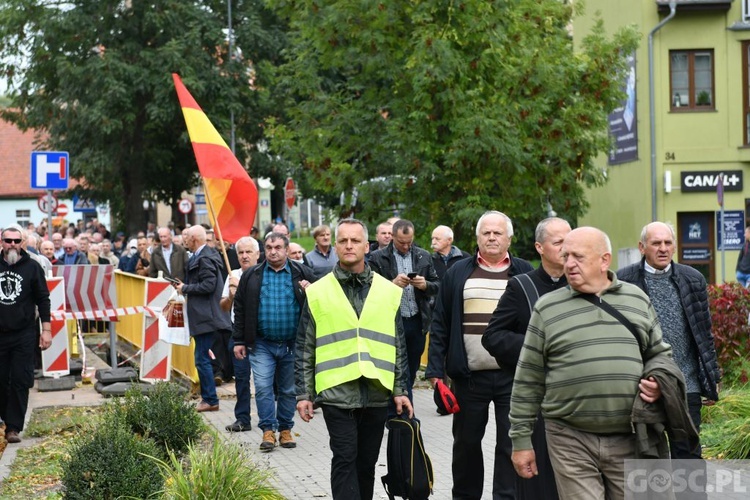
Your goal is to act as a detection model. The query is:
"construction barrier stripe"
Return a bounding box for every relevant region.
[50,306,160,321]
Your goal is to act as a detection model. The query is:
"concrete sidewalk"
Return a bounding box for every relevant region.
[202,385,495,499]
[1,377,495,499]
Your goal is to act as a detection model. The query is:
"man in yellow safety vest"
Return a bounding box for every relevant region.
[296,218,413,500]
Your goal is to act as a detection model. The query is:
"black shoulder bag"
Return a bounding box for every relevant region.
[578,293,644,354]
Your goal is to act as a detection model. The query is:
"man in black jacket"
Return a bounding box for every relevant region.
[369,219,439,400]
[617,221,720,459]
[0,226,52,444]
[232,232,315,452]
[431,224,470,279]
[481,216,570,500]
[426,210,533,500]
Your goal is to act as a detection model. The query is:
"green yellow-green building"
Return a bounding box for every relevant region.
[574,0,750,283]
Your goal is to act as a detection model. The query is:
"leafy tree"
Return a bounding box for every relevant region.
[265,0,639,251]
[0,0,286,235]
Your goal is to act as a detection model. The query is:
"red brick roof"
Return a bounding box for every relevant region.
[0,118,79,198]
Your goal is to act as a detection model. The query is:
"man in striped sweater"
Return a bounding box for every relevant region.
[509,227,672,499]
[426,211,533,499]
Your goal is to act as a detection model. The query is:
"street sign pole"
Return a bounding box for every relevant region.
[46,189,53,232]
[718,173,725,283]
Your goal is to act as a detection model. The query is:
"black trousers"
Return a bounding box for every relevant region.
[452,370,514,500]
[671,392,703,459]
[671,393,707,500]
[321,404,388,500]
[0,327,37,433]
[402,314,423,401]
[210,328,234,381]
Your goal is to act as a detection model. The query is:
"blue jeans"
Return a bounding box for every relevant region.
[229,338,252,425]
[737,271,750,287]
[247,338,295,432]
[193,332,218,406]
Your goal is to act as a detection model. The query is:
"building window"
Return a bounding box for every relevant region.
[16,209,30,228]
[745,42,750,145]
[670,50,714,110]
[744,0,750,22]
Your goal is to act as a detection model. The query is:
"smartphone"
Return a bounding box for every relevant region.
[165,277,180,285]
[407,272,418,279]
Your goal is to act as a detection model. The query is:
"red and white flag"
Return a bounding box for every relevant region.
[52,265,118,320]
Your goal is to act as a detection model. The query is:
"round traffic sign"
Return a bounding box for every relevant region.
[178,198,193,214]
[284,178,296,210]
[56,203,69,217]
[38,194,58,214]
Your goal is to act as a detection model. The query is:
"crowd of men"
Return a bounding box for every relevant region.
[0,212,722,500]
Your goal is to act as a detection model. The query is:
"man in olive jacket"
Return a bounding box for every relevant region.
[149,226,187,281]
[296,218,412,500]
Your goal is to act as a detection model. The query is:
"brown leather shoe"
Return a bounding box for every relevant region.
[5,430,21,443]
[279,429,296,449]
[195,401,219,412]
[260,430,277,452]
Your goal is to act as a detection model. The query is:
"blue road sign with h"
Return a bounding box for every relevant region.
[31,151,69,190]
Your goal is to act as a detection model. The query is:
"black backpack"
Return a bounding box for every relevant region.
[381,415,434,500]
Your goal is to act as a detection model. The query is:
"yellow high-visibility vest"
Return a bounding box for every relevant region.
[307,272,402,394]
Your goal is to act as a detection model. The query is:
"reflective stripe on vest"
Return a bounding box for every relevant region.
[307,272,402,394]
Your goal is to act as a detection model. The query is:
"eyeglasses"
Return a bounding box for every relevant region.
[63,246,75,250]
[3,238,22,244]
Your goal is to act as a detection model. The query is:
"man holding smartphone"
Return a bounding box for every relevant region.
[369,219,439,401]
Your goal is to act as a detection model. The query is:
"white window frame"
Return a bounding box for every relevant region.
[744,0,750,23]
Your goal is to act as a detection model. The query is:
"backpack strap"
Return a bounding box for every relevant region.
[514,273,540,314]
[577,293,644,354]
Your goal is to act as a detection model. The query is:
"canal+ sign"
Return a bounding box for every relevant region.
[680,170,743,193]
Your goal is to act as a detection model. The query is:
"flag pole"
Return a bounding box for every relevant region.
[202,178,233,272]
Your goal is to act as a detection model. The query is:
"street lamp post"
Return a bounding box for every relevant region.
[228,0,236,155]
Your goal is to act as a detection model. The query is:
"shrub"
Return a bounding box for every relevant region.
[707,283,750,386]
[152,434,284,499]
[61,417,163,499]
[116,382,205,455]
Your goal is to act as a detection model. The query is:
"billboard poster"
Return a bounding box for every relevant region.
[608,54,638,165]
[716,210,745,251]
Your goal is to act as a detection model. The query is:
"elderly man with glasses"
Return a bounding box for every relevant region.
[61,238,89,265]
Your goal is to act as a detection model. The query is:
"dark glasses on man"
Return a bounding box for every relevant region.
[3,238,22,244]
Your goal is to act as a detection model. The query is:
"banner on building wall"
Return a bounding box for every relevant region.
[608,54,638,165]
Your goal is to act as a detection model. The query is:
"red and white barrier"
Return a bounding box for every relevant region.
[50,305,160,321]
[42,276,70,378]
[140,279,173,382]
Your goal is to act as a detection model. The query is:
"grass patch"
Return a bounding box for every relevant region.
[153,432,284,499]
[25,405,100,437]
[702,385,750,459]
[1,396,281,499]
[0,406,101,499]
